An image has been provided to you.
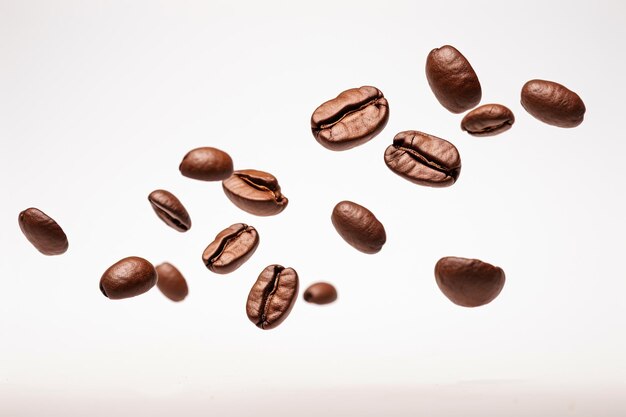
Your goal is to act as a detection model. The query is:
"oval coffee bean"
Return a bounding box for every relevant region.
[156,262,188,302]
[434,256,505,307]
[99,256,157,300]
[303,282,337,305]
[331,201,386,254]
[246,265,299,330]
[222,169,288,216]
[426,45,482,113]
[461,104,515,136]
[18,207,68,255]
[384,130,461,187]
[148,189,192,232]
[179,146,234,181]
[520,79,585,128]
[202,223,259,274]
[311,86,389,151]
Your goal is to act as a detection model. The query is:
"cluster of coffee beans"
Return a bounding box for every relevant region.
[17,44,585,330]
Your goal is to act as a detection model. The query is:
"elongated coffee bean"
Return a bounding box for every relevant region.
[222,169,288,216]
[331,201,386,254]
[311,86,389,151]
[202,223,259,274]
[18,207,68,255]
[100,256,157,300]
[156,262,188,302]
[148,189,191,232]
[521,79,585,127]
[434,257,505,307]
[461,104,515,136]
[246,265,299,330]
[426,45,481,113]
[384,130,461,187]
[179,146,233,181]
[303,282,337,305]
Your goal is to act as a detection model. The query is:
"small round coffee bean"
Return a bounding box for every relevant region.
[461,104,515,136]
[148,189,192,232]
[303,282,337,305]
[18,207,68,256]
[331,201,386,254]
[384,130,461,187]
[426,45,482,113]
[521,79,585,128]
[156,262,188,302]
[311,86,389,151]
[434,256,505,307]
[100,256,157,300]
[222,169,288,216]
[202,223,259,274]
[246,265,299,330]
[179,147,234,181]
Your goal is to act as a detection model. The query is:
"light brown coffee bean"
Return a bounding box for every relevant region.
[434,256,505,307]
[331,201,386,254]
[148,189,192,232]
[222,169,288,216]
[246,265,299,330]
[303,282,337,305]
[461,104,515,136]
[202,223,259,274]
[179,147,234,181]
[156,262,188,302]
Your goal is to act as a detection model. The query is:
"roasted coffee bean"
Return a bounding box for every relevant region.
[18,207,68,255]
[222,169,288,216]
[246,265,299,330]
[179,147,234,181]
[311,86,389,151]
[426,45,482,113]
[331,201,386,254]
[461,104,515,136]
[521,79,585,128]
[384,130,461,187]
[99,256,157,300]
[148,189,192,232]
[156,262,188,302]
[303,282,337,305]
[202,223,259,274]
[434,256,505,307]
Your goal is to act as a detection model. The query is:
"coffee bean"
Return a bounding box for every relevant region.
[311,86,389,151]
[434,256,505,307]
[148,189,192,232]
[384,130,461,187]
[246,265,299,330]
[331,201,386,254]
[202,223,259,274]
[303,282,337,305]
[99,256,157,300]
[461,104,515,136]
[521,79,585,128]
[156,262,188,302]
[18,207,68,256]
[222,169,288,216]
[179,147,234,181]
[426,45,482,113]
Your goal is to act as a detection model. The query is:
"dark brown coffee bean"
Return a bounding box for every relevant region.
[521,79,585,128]
[426,45,482,113]
[384,130,461,187]
[18,207,68,255]
[303,282,337,305]
[461,104,515,136]
[156,262,188,302]
[222,169,288,216]
[246,265,299,330]
[99,256,157,300]
[331,201,386,254]
[311,86,389,151]
[148,189,191,232]
[202,223,259,274]
[179,147,234,181]
[434,256,505,307]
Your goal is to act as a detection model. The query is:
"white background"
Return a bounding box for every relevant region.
[1,1,625,415]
